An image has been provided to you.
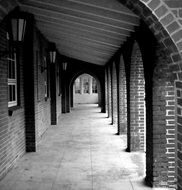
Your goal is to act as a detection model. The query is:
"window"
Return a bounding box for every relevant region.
[75,78,80,93]
[92,78,97,93]
[8,35,17,107]
[83,78,89,93]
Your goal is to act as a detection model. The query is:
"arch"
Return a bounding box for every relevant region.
[118,1,181,188]
[120,0,182,79]
[72,73,99,105]
[69,70,102,109]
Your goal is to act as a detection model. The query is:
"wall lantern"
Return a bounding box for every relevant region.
[49,43,56,64]
[11,17,26,42]
[0,12,27,58]
[62,62,67,71]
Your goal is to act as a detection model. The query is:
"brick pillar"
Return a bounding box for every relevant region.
[62,71,67,113]
[111,62,118,126]
[50,63,57,125]
[66,83,70,113]
[105,69,109,115]
[70,85,73,108]
[166,83,176,189]
[97,81,101,107]
[107,66,112,121]
[145,47,172,188]
[117,54,127,134]
[24,14,36,152]
[176,81,182,190]
[129,42,145,151]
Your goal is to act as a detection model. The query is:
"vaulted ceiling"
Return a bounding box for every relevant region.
[19,0,140,66]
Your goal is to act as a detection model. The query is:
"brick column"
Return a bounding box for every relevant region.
[70,85,74,108]
[111,62,118,126]
[105,69,109,116]
[24,14,36,152]
[50,62,57,125]
[117,54,127,134]
[176,81,182,190]
[145,47,173,188]
[107,66,112,121]
[62,71,67,113]
[129,42,145,151]
[66,83,70,113]
[166,83,176,189]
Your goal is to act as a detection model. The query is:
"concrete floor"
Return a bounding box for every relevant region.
[0,104,169,190]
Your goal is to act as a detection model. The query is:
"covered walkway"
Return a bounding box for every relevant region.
[0,104,151,190]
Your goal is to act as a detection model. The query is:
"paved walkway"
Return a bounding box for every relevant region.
[0,104,167,190]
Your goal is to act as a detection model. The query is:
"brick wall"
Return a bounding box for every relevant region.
[117,54,127,134]
[129,42,145,152]
[33,29,51,142]
[0,18,25,179]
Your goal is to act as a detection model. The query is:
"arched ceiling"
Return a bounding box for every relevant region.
[19,0,140,66]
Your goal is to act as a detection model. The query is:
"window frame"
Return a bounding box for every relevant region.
[75,78,81,94]
[92,78,98,93]
[7,46,18,108]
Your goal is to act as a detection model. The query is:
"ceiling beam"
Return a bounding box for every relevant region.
[21,0,139,25]
[21,5,136,34]
[43,35,118,53]
[38,25,127,46]
[58,50,106,65]
[35,14,132,37]
[65,0,137,16]
[57,44,113,58]
[54,40,116,54]
[37,20,130,41]
[42,30,123,48]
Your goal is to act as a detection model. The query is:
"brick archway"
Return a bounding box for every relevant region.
[121,0,182,78]
[119,1,181,189]
[69,71,103,109]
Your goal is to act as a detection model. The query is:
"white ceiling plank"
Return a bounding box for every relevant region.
[21,5,136,33]
[38,25,126,46]
[42,30,123,49]
[43,35,118,53]
[21,0,139,25]
[19,0,140,66]
[35,14,131,37]
[58,51,106,66]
